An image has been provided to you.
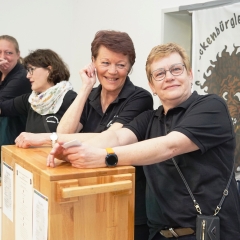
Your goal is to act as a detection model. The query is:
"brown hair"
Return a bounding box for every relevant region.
[146,43,191,83]
[91,30,136,69]
[23,49,70,85]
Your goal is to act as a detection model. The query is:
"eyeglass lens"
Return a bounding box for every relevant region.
[152,63,185,81]
[26,67,36,75]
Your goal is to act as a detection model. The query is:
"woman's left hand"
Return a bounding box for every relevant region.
[47,143,106,168]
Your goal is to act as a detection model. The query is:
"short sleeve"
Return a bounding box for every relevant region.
[124,110,155,141]
[174,95,235,153]
[115,88,153,125]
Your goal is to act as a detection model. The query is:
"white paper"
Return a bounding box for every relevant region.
[62,139,81,148]
[15,164,33,240]
[33,189,49,240]
[2,161,14,221]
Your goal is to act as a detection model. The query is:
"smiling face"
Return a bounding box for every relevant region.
[149,52,193,110]
[93,46,130,95]
[26,65,54,93]
[0,39,20,75]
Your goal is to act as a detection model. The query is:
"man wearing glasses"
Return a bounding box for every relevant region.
[49,43,240,240]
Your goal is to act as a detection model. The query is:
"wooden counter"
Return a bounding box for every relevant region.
[1,145,135,240]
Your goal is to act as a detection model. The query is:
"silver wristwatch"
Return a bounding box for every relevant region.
[50,132,58,147]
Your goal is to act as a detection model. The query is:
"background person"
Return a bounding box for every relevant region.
[0,49,77,136]
[0,35,31,171]
[49,42,240,240]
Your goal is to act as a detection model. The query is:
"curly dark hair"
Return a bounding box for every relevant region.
[91,30,136,69]
[23,49,70,85]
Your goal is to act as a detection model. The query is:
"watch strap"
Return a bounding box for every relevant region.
[106,148,114,154]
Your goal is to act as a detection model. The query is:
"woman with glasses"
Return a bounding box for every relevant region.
[49,42,240,240]
[8,30,153,240]
[0,35,31,169]
[0,49,77,134]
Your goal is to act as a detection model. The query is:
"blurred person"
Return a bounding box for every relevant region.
[0,35,31,170]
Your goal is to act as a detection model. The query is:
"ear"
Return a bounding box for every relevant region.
[92,56,95,63]
[46,66,52,72]
[148,81,156,95]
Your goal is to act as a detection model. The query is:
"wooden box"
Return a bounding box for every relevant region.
[1,145,135,240]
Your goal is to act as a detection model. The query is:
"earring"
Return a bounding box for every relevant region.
[153,93,157,96]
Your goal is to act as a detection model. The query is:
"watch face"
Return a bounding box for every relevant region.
[106,154,118,167]
[50,133,58,141]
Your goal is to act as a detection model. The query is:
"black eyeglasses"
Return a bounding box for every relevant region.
[151,63,185,81]
[26,67,38,75]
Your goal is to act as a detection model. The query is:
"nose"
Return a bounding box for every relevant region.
[108,64,117,74]
[165,69,173,80]
[26,71,31,78]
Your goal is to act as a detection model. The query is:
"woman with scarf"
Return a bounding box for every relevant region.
[0,49,77,135]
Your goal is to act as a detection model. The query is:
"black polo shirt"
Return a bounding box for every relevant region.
[80,77,153,226]
[80,77,153,133]
[124,91,240,240]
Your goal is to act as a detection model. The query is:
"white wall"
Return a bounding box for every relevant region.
[0,0,215,109]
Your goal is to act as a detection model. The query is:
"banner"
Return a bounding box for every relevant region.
[192,3,240,170]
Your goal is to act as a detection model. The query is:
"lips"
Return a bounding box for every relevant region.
[165,84,181,89]
[105,77,118,81]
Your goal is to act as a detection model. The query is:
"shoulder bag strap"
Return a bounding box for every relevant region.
[164,120,234,216]
[172,157,235,216]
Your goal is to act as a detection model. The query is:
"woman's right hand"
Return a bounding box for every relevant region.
[0,58,9,71]
[15,132,51,148]
[79,62,96,89]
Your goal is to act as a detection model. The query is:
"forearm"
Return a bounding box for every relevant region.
[34,133,100,146]
[58,133,99,142]
[57,85,92,133]
[112,139,170,166]
[84,128,136,148]
[61,131,199,169]
[112,131,199,166]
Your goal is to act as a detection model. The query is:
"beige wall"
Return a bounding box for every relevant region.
[0,0,217,109]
